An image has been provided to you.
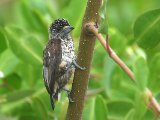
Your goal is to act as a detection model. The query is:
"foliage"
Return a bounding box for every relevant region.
[0,0,160,120]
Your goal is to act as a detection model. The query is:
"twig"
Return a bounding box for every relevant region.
[85,23,134,80]
[146,89,160,116]
[85,22,160,116]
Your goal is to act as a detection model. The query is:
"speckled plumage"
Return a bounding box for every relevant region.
[43,18,76,110]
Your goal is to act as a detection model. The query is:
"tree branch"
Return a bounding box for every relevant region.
[85,23,160,116]
[66,0,102,120]
[85,23,134,80]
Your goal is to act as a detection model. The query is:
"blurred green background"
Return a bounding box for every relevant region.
[0,0,160,120]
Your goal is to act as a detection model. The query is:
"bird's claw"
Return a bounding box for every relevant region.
[73,60,86,70]
[63,88,74,103]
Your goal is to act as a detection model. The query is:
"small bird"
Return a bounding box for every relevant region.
[43,18,85,110]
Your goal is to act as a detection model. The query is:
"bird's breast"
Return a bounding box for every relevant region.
[61,39,75,63]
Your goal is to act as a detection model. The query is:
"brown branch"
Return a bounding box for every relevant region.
[86,23,134,80]
[66,0,102,120]
[85,23,160,117]
[146,89,160,116]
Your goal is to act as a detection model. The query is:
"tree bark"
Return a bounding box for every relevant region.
[66,0,102,120]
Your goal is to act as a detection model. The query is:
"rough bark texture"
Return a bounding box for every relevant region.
[66,0,102,120]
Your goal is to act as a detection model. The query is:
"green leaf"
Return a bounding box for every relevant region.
[99,0,108,34]
[148,53,160,92]
[18,1,47,33]
[5,89,34,103]
[133,57,149,91]
[58,100,68,120]
[141,109,154,120]
[134,9,160,50]
[0,49,19,78]
[5,25,43,66]
[31,9,48,37]
[60,0,86,27]
[60,0,86,37]
[109,28,127,55]
[146,42,160,58]
[133,92,147,120]
[1,89,45,113]
[9,102,39,120]
[2,99,33,114]
[16,62,42,87]
[103,56,115,94]
[124,109,135,120]
[32,97,48,120]
[19,115,40,120]
[0,89,34,106]
[92,41,107,74]
[107,100,133,119]
[0,29,7,53]
[83,98,95,120]
[95,95,108,120]
[0,115,17,120]
[4,74,22,90]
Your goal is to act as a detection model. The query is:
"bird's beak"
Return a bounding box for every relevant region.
[62,26,74,34]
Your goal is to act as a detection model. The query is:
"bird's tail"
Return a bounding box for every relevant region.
[50,92,58,110]
[50,95,55,110]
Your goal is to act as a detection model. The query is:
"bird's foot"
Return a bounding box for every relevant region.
[72,60,86,70]
[63,88,74,102]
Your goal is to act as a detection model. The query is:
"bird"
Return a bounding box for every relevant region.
[42,18,85,110]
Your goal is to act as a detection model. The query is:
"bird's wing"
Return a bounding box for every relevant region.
[43,38,62,95]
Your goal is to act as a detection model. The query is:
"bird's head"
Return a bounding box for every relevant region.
[49,18,74,38]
